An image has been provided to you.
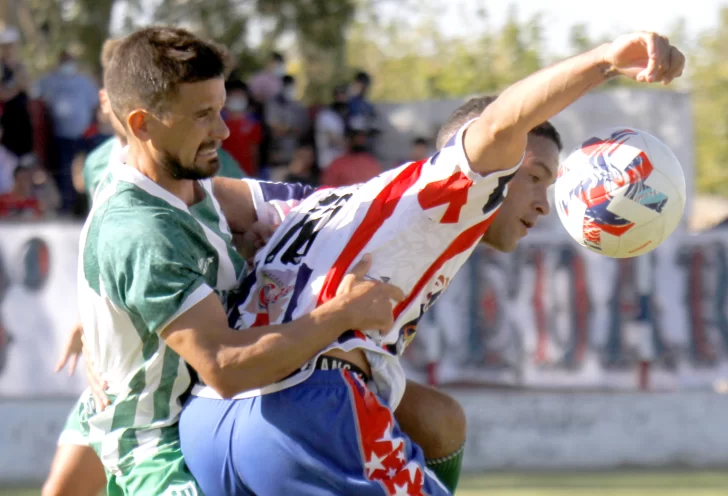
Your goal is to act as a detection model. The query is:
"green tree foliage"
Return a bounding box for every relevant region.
[347,2,546,102]
[688,7,728,195]
[6,0,119,77]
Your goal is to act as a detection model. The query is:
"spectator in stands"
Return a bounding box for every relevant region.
[0,162,41,219]
[222,79,263,177]
[0,123,18,195]
[21,153,60,215]
[322,126,382,187]
[315,84,348,171]
[37,51,99,213]
[249,51,285,103]
[348,70,377,132]
[265,74,310,180]
[0,27,33,158]
[409,137,432,162]
[284,141,318,186]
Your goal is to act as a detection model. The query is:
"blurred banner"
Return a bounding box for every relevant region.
[2,222,728,397]
[404,229,728,391]
[0,222,86,398]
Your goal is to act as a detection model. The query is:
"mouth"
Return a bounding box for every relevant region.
[520,219,534,230]
[197,147,218,159]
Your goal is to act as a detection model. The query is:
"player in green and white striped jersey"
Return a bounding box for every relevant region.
[73,26,402,496]
[45,32,259,496]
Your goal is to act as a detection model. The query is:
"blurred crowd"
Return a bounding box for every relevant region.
[0,28,435,221]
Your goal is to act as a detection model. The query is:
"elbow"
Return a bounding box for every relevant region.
[477,107,520,144]
[194,352,244,399]
[200,365,246,399]
[202,344,291,398]
[210,380,239,400]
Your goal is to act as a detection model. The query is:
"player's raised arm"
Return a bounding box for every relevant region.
[464,32,685,175]
[161,255,405,399]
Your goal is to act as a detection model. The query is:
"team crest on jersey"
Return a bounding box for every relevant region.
[245,268,297,323]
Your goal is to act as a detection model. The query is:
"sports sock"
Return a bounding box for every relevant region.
[425,443,465,493]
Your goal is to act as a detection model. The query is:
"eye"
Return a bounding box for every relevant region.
[530,174,540,184]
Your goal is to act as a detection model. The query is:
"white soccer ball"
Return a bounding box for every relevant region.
[554,127,686,258]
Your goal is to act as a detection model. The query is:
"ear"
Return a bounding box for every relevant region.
[127,109,152,141]
[99,89,111,115]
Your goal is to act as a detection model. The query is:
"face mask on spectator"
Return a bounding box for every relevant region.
[284,86,296,101]
[274,64,286,77]
[349,84,364,98]
[59,61,76,75]
[226,96,248,113]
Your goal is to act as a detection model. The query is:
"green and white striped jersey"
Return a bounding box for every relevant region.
[78,148,246,475]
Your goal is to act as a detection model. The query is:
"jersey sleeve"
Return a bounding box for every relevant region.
[244,179,318,225]
[96,214,213,336]
[415,119,523,224]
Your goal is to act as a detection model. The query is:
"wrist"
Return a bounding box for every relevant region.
[593,43,619,79]
[311,296,354,333]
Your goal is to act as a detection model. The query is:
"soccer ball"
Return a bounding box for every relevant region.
[554,127,686,258]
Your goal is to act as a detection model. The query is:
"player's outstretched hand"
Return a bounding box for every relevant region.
[336,254,405,333]
[55,320,84,375]
[603,32,685,85]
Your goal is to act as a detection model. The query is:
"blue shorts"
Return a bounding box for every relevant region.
[179,369,450,496]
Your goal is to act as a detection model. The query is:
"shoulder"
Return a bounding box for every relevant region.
[90,196,197,272]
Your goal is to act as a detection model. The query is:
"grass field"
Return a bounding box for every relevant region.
[2,471,727,496]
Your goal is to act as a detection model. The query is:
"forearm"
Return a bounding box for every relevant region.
[210,300,352,396]
[491,44,611,134]
[467,44,613,172]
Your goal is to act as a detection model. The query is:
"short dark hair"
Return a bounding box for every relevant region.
[104,26,229,119]
[355,71,371,85]
[271,52,284,63]
[529,120,563,151]
[100,38,123,74]
[435,95,562,152]
[225,78,248,94]
[412,137,429,147]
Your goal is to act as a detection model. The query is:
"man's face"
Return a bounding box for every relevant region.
[144,78,230,180]
[482,134,560,252]
[13,168,33,195]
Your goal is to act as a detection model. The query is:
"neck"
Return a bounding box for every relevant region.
[126,141,197,205]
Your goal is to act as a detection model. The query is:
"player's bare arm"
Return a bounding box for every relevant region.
[464,32,685,175]
[212,177,257,233]
[161,255,405,398]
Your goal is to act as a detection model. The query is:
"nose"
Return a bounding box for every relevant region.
[212,112,230,142]
[534,187,550,216]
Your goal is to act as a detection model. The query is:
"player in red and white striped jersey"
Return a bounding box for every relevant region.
[179,32,685,496]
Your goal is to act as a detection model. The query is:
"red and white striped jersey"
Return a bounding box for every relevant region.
[193,120,522,408]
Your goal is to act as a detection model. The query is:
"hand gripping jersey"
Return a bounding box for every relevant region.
[194,120,522,408]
